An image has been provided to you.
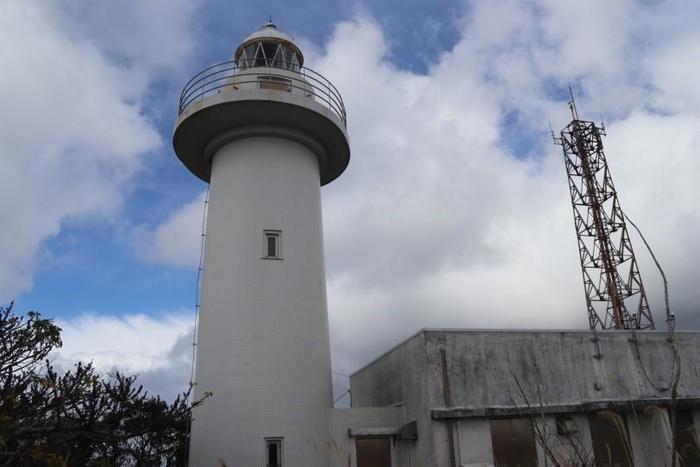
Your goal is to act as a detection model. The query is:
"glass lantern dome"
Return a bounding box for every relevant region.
[234,22,303,71]
[174,20,350,186]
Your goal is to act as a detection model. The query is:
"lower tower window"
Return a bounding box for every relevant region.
[263,230,282,259]
[265,438,283,467]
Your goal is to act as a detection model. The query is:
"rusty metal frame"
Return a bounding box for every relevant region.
[554,95,654,330]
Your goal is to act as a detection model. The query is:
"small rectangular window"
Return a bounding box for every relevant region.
[263,230,281,259]
[265,438,282,467]
[267,235,276,257]
[259,76,292,92]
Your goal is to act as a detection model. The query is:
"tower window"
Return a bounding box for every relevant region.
[263,230,282,259]
[265,438,282,467]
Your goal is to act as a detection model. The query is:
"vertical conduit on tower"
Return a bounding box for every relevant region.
[553,90,655,331]
[189,187,209,390]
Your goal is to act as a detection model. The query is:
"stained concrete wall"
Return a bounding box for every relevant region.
[350,331,434,466]
[423,330,700,411]
[455,419,494,466]
[626,409,674,467]
[350,329,700,467]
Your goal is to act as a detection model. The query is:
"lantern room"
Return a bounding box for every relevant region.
[234,22,303,71]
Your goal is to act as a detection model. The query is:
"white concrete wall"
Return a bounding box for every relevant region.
[352,330,700,467]
[626,409,674,467]
[229,67,314,98]
[189,136,332,466]
[455,419,494,467]
[350,332,432,465]
[423,330,700,411]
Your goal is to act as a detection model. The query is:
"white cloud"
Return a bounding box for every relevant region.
[53,1,200,77]
[646,33,700,114]
[136,192,207,268]
[52,312,194,400]
[0,0,200,299]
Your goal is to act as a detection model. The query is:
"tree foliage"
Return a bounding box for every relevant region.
[0,302,201,466]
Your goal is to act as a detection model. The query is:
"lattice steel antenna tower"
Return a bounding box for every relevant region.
[554,91,655,330]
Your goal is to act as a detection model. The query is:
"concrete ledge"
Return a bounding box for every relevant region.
[431,397,700,419]
[173,88,350,185]
[348,427,399,437]
[348,421,418,440]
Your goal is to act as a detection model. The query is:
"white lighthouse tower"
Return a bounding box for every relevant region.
[173,22,349,467]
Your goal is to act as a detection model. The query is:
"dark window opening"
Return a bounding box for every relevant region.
[262,41,277,65]
[556,414,579,436]
[239,41,301,71]
[254,43,266,67]
[267,235,276,257]
[675,409,700,467]
[263,230,281,259]
[265,438,282,467]
[290,52,300,71]
[589,411,633,467]
[236,45,256,68]
[272,45,286,68]
[356,437,391,467]
[490,418,538,467]
[245,45,256,62]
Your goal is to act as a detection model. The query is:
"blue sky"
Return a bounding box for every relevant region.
[3,0,700,399]
[16,0,463,319]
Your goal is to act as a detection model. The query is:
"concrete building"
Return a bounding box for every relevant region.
[337,329,700,467]
[173,22,700,467]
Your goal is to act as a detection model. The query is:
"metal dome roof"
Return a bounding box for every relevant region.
[241,21,295,44]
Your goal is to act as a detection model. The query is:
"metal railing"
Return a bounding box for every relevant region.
[178,60,346,127]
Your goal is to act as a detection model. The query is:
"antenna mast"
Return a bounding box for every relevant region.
[554,89,655,330]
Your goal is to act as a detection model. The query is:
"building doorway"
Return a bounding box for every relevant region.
[356,437,391,467]
[588,411,634,467]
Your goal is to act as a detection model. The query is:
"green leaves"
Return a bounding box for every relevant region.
[0,303,201,466]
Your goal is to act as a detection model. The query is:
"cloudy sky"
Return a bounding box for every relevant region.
[2,0,699,401]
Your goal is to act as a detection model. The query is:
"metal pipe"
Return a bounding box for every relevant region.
[440,347,457,467]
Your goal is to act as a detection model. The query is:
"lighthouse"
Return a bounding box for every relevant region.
[173,22,349,466]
